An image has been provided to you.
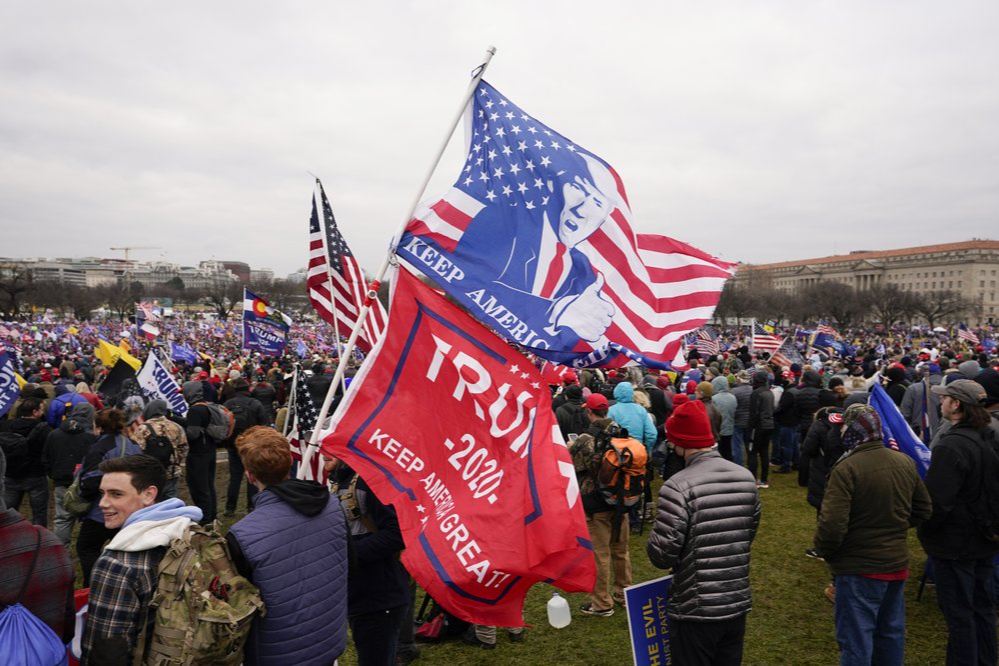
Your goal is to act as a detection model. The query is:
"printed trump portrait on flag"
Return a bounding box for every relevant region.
[398,81,734,370]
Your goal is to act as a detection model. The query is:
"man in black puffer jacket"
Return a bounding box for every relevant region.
[648,400,760,665]
[798,406,845,514]
[43,402,96,544]
[0,397,52,527]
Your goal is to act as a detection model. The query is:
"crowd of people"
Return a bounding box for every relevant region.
[1,315,999,665]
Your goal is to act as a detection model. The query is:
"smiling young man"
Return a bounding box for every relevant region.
[80,455,202,666]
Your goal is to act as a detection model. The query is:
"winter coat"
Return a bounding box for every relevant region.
[710,377,736,437]
[0,417,51,478]
[900,374,942,438]
[815,441,931,575]
[647,450,760,621]
[130,416,188,481]
[78,433,143,523]
[731,383,753,429]
[223,389,271,445]
[919,423,999,561]
[793,371,825,434]
[250,382,278,422]
[798,408,844,510]
[45,393,90,429]
[748,385,774,433]
[228,480,349,665]
[607,382,657,452]
[43,408,96,486]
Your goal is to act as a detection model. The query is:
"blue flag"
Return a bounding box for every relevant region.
[243,288,292,356]
[0,352,18,419]
[170,342,199,365]
[869,383,931,478]
[397,80,733,370]
[296,339,308,359]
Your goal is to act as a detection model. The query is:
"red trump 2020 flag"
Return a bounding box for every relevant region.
[320,268,595,626]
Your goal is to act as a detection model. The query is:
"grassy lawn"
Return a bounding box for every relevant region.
[30,452,952,665]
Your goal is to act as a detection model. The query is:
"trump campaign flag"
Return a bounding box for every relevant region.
[320,268,595,626]
[0,352,18,418]
[170,342,199,365]
[242,289,292,356]
[136,353,189,417]
[397,81,734,370]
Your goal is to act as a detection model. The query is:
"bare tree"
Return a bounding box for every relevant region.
[912,290,971,329]
[203,279,242,320]
[0,262,32,319]
[98,281,136,321]
[800,282,869,327]
[867,284,916,328]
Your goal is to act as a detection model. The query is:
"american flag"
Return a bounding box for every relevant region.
[770,338,804,370]
[695,327,721,357]
[957,324,980,345]
[287,368,326,483]
[308,181,387,354]
[402,81,735,370]
[816,322,840,338]
[751,322,783,353]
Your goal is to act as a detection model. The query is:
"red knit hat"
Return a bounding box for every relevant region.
[666,400,715,449]
[671,393,689,407]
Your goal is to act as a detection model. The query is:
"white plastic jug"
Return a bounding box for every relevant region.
[547,592,571,628]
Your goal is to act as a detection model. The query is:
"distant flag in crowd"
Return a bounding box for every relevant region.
[983,338,996,353]
[287,368,326,483]
[763,319,779,334]
[957,323,980,345]
[170,342,199,365]
[397,80,734,370]
[770,337,804,370]
[751,322,783,353]
[0,325,10,338]
[874,343,886,356]
[296,339,309,359]
[695,327,720,357]
[1,340,22,374]
[140,323,160,340]
[816,321,840,338]
[307,180,387,354]
[869,383,931,478]
[96,339,141,371]
[0,352,18,418]
[242,289,292,356]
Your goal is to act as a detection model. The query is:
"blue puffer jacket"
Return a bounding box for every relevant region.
[228,480,350,666]
[608,382,657,452]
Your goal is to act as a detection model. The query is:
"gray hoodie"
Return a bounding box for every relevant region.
[182,381,204,405]
[710,376,737,437]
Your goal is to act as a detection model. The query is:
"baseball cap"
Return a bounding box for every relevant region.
[585,394,608,411]
[932,379,987,405]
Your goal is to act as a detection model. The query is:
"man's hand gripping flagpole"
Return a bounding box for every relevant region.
[299,46,498,478]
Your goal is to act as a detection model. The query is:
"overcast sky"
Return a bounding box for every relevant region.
[2,1,998,277]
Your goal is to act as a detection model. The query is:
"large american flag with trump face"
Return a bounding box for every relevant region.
[398,81,735,370]
[308,182,387,354]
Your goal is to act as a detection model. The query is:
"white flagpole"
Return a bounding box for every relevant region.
[299,46,497,478]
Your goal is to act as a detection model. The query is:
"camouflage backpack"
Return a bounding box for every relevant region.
[136,522,264,665]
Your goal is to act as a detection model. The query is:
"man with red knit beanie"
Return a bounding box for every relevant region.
[647,400,761,666]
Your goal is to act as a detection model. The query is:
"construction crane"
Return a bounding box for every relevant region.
[110,246,161,283]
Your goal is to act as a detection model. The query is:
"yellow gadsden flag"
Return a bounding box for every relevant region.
[96,339,141,371]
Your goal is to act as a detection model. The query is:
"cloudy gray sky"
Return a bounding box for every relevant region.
[3,1,998,277]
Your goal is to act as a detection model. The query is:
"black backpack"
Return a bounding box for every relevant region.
[0,432,29,473]
[143,423,175,469]
[558,402,590,439]
[227,402,253,438]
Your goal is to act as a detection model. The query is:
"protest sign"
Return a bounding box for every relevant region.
[624,575,673,666]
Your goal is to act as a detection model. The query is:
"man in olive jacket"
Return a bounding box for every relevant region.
[814,404,931,666]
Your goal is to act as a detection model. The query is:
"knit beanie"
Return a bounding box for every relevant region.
[840,404,882,451]
[666,400,715,449]
[696,381,714,399]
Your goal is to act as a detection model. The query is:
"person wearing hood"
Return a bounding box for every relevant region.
[81,455,203,665]
[1,397,52,527]
[182,380,218,525]
[607,382,657,454]
[900,363,943,440]
[555,384,589,441]
[46,383,91,428]
[227,427,350,666]
[747,372,775,489]
[130,400,188,501]
[223,378,270,516]
[43,402,97,544]
[813,405,930,666]
[710,377,737,461]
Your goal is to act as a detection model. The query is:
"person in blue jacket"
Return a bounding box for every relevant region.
[608,382,657,453]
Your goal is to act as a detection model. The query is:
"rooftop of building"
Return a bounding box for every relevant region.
[741,239,999,271]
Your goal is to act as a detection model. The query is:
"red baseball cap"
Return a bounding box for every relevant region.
[585,394,608,411]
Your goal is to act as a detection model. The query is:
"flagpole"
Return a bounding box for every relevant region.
[314,181,349,396]
[300,46,497,474]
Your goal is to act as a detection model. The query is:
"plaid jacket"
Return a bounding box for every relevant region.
[0,509,75,642]
[129,416,188,480]
[80,546,166,665]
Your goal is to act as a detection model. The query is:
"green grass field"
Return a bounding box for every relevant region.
[32,453,952,665]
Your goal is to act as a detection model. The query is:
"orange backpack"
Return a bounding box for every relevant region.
[596,437,648,507]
